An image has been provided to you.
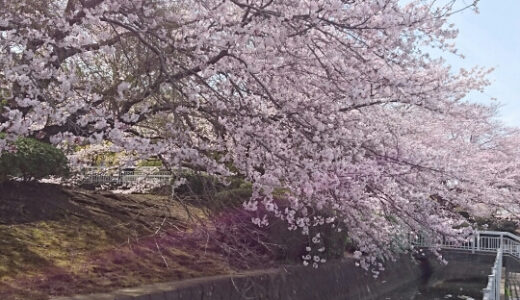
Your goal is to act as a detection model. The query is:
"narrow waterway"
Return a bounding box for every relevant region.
[379,276,487,300]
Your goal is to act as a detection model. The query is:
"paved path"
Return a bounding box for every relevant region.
[506,272,520,300]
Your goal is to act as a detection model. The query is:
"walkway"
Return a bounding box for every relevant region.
[506,272,520,300]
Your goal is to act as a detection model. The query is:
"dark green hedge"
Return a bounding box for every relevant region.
[0,137,69,182]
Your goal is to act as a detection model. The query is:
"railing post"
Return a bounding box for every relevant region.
[485,273,494,300]
[477,232,481,251]
[495,270,499,300]
[482,286,491,300]
[496,248,502,300]
[491,273,496,300]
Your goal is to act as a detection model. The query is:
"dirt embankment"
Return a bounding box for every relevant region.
[0,182,234,300]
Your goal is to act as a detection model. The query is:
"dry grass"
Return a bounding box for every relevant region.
[0,182,233,300]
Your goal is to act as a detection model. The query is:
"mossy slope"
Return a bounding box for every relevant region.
[0,182,231,300]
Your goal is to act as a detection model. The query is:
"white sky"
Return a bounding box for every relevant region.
[443,0,520,127]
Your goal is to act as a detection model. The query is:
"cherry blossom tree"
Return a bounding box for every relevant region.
[2,0,519,266]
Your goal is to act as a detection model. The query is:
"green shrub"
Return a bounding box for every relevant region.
[321,226,352,259]
[173,173,253,211]
[266,210,351,263]
[174,172,223,197]
[0,137,69,182]
[266,219,308,262]
[213,182,253,209]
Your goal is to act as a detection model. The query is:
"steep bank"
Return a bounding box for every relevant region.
[0,182,233,300]
[0,182,435,300]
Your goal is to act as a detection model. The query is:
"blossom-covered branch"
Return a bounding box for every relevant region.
[2,0,518,265]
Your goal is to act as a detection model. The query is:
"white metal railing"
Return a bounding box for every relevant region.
[414,230,520,300]
[85,174,172,184]
[483,247,503,300]
[84,166,171,175]
[414,230,520,258]
[81,167,172,185]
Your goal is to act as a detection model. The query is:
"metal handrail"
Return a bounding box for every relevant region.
[414,230,520,300]
[479,230,520,243]
[414,230,520,258]
[482,247,503,300]
[81,167,173,185]
[85,174,172,184]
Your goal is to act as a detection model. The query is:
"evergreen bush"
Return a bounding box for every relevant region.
[0,137,69,182]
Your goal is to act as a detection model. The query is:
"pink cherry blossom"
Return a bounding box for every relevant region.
[1,0,516,266]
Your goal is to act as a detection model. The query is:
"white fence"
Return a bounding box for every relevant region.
[415,230,520,300]
[483,248,503,300]
[415,230,520,258]
[82,167,172,185]
[85,174,172,184]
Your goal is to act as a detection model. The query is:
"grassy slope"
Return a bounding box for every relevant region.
[0,182,233,300]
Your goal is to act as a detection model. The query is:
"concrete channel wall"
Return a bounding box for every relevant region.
[52,256,424,300]
[430,251,496,280]
[53,250,507,300]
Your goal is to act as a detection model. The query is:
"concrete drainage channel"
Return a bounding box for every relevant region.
[51,257,423,300]
[51,251,502,300]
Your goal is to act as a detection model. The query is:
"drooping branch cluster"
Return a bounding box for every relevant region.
[2,0,518,264]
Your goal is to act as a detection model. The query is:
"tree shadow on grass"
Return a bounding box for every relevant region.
[0,181,236,299]
[0,227,52,278]
[0,182,75,225]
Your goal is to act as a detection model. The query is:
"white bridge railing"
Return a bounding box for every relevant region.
[85,174,172,184]
[82,167,172,185]
[415,230,520,259]
[483,248,503,300]
[415,230,520,300]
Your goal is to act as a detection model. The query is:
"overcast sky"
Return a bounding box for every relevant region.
[443,0,520,127]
